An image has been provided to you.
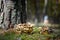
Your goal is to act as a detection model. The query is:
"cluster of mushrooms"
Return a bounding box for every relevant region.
[15,23,34,33]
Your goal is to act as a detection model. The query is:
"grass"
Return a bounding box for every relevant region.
[0,30,19,40]
[0,27,59,40]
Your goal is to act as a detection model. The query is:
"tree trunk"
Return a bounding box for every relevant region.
[3,0,14,29]
[20,0,27,23]
[42,0,48,22]
[35,0,40,23]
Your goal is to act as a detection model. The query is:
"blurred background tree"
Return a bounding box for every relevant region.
[0,0,60,28]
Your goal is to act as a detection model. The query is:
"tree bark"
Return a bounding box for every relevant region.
[35,0,40,23]
[20,0,27,23]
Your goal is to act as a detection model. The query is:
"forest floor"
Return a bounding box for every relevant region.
[0,27,60,40]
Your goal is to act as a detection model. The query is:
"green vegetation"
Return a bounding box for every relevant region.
[0,27,59,40]
[0,31,18,40]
